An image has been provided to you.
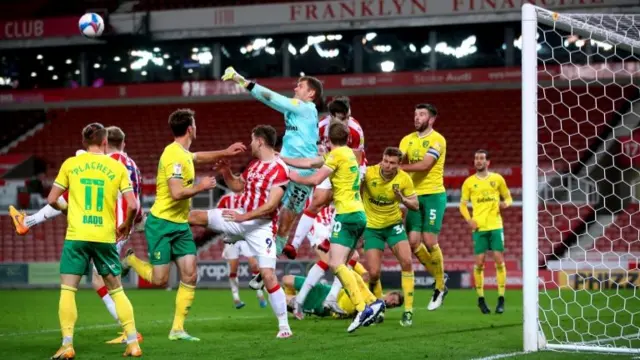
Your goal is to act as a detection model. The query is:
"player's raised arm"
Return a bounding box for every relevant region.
[48,159,70,210]
[281,156,325,169]
[193,142,246,165]
[229,185,286,222]
[498,175,513,209]
[215,160,244,193]
[289,152,336,186]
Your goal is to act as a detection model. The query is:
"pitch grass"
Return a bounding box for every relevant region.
[0,289,635,360]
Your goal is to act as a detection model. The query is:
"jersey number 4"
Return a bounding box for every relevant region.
[81,178,105,212]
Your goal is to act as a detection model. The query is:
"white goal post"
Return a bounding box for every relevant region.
[522,3,640,355]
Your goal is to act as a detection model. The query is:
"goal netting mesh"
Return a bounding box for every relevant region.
[522,4,640,355]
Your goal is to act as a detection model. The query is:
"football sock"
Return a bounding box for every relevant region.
[326,276,343,301]
[171,282,195,332]
[369,279,383,299]
[495,262,507,297]
[401,271,415,312]
[25,205,62,228]
[414,243,437,276]
[334,264,365,312]
[292,210,317,249]
[127,254,153,282]
[474,265,485,298]
[97,286,119,322]
[109,287,138,344]
[352,261,368,277]
[430,244,445,291]
[59,285,77,345]
[295,260,328,305]
[353,269,377,304]
[267,284,289,328]
[229,273,241,301]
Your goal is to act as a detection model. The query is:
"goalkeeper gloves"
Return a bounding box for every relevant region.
[221,66,248,87]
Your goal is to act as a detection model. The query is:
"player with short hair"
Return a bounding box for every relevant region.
[459,150,512,314]
[362,146,418,327]
[282,273,403,318]
[284,96,366,259]
[188,125,293,338]
[48,123,141,358]
[221,67,323,255]
[283,121,384,333]
[122,109,245,342]
[216,192,267,309]
[399,103,448,311]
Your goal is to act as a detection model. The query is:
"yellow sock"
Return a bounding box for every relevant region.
[59,285,77,343]
[352,262,367,277]
[495,262,507,297]
[335,264,366,312]
[109,287,137,339]
[474,265,485,297]
[401,271,415,312]
[172,282,196,332]
[369,279,383,299]
[353,270,377,304]
[414,243,436,275]
[429,244,445,291]
[127,254,153,282]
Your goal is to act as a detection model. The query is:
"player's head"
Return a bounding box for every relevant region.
[251,125,278,157]
[296,76,325,111]
[82,122,107,152]
[328,96,350,122]
[328,121,349,149]
[106,126,126,152]
[474,149,490,172]
[383,291,404,309]
[169,108,196,141]
[381,147,403,177]
[414,103,438,132]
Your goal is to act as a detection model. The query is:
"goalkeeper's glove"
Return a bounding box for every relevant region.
[221,66,248,87]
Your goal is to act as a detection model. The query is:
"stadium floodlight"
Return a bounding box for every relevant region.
[522,3,640,355]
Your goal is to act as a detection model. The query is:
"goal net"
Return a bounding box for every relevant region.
[521,4,640,355]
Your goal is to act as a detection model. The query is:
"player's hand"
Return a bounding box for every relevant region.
[467,219,478,231]
[117,222,132,241]
[222,209,246,222]
[213,160,231,174]
[500,201,509,209]
[318,145,328,156]
[393,188,403,201]
[224,142,246,156]
[198,176,217,191]
[221,67,248,87]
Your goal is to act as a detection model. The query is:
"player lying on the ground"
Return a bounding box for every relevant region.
[283,121,385,333]
[216,192,267,309]
[282,273,403,319]
[9,126,144,345]
[221,66,324,255]
[284,96,366,260]
[361,146,418,327]
[187,125,293,338]
[48,123,142,358]
[459,149,512,315]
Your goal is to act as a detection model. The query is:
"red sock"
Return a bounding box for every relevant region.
[96,286,108,298]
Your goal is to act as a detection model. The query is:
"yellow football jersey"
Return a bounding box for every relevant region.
[150,142,195,223]
[460,172,512,231]
[53,152,132,243]
[363,165,415,229]
[399,130,446,195]
[324,146,364,214]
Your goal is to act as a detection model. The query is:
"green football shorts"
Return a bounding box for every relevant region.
[330,211,367,249]
[405,192,446,234]
[363,223,408,251]
[145,213,196,265]
[59,240,121,277]
[294,275,331,316]
[472,229,505,255]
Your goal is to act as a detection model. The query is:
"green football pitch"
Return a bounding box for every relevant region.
[0,289,636,360]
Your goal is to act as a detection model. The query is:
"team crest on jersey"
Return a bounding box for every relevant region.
[372,181,377,187]
[154,251,161,260]
[422,140,429,148]
[392,184,399,191]
[490,181,496,187]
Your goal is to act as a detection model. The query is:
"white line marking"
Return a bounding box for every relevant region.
[0,314,267,338]
[469,352,529,360]
[582,334,640,345]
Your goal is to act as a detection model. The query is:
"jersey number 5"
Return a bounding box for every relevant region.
[81,178,105,212]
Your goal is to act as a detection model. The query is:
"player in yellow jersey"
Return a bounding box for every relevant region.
[283,121,385,333]
[47,123,142,358]
[399,103,448,311]
[122,109,245,341]
[459,150,512,314]
[362,146,419,326]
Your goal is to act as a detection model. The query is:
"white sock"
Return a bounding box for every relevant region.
[100,292,119,322]
[62,336,73,346]
[24,205,61,228]
[229,276,240,301]
[256,289,264,299]
[326,276,343,302]
[291,212,316,249]
[267,285,289,329]
[296,261,328,305]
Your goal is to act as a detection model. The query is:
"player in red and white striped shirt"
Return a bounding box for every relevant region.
[188,125,292,338]
[216,193,268,310]
[284,96,366,259]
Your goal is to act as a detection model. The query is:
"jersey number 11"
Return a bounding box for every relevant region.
[81,178,105,212]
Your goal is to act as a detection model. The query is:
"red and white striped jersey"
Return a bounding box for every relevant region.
[318,116,366,165]
[304,195,335,225]
[238,158,289,219]
[109,152,143,228]
[216,193,241,209]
